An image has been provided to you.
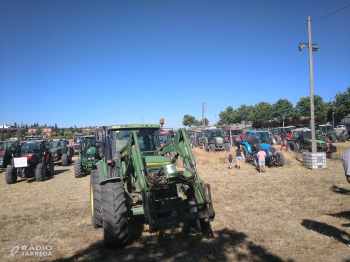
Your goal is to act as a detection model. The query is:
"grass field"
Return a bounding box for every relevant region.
[0,142,349,261]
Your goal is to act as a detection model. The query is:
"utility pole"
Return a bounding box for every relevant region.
[202,101,207,128]
[308,16,316,153]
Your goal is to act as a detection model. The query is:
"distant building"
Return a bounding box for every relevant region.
[28,126,56,136]
[0,124,15,129]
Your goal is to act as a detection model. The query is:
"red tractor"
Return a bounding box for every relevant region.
[72,133,86,154]
[271,126,295,144]
[159,131,168,146]
[0,141,16,168]
[224,128,245,146]
[5,140,54,184]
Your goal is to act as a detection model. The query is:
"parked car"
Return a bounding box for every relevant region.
[334,125,347,131]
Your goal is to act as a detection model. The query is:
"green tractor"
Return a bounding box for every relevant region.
[286,128,337,157]
[90,124,215,247]
[49,139,73,166]
[74,135,102,178]
[316,124,347,143]
[202,128,230,152]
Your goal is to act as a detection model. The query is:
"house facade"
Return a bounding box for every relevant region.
[28,126,55,136]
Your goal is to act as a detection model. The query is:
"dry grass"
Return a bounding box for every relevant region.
[0,142,350,262]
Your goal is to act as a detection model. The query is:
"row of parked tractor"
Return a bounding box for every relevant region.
[182,124,349,168]
[0,133,103,184]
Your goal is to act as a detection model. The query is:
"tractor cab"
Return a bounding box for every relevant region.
[0,141,16,168]
[49,139,72,164]
[24,135,44,141]
[245,131,271,153]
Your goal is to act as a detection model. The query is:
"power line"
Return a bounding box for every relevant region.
[311,4,350,21]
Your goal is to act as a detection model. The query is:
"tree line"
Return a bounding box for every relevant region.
[182,115,209,127]
[217,87,350,128]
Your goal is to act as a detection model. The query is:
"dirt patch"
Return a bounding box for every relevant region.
[0,142,349,261]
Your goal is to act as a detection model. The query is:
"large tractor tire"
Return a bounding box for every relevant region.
[271,135,279,145]
[241,146,251,162]
[5,165,17,184]
[193,140,198,147]
[253,154,259,167]
[203,143,208,151]
[305,146,312,152]
[282,137,290,144]
[90,170,103,228]
[101,182,129,247]
[61,153,68,166]
[327,134,336,143]
[74,159,83,178]
[286,141,297,152]
[224,143,230,152]
[275,152,285,166]
[339,134,346,142]
[35,163,47,182]
[46,156,54,176]
[209,144,215,153]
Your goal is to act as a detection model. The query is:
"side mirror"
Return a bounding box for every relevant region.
[95,131,103,143]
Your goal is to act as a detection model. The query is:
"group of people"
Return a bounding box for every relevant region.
[228,145,266,173]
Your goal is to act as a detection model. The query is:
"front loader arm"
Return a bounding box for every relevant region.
[159,128,211,205]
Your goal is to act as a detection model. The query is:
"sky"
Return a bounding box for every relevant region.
[0,0,349,129]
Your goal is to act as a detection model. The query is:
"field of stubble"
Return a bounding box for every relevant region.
[0,142,349,262]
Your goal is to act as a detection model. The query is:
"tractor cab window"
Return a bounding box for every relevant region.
[325,126,333,131]
[159,135,168,145]
[233,130,242,135]
[304,131,312,140]
[112,129,159,159]
[50,141,62,149]
[277,128,285,134]
[196,132,203,138]
[209,129,221,137]
[318,126,326,132]
[225,130,230,136]
[83,138,96,149]
[253,132,270,144]
[74,136,84,143]
[21,142,40,155]
[285,128,292,133]
[0,142,13,151]
[245,133,254,144]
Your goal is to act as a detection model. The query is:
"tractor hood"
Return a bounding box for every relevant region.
[214,137,224,144]
[144,156,171,167]
[308,139,326,147]
[21,153,35,160]
[0,150,4,157]
[86,147,96,155]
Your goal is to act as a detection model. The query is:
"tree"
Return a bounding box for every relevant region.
[204,118,209,126]
[334,87,350,117]
[218,106,235,125]
[182,115,196,127]
[251,102,272,128]
[35,127,42,135]
[14,122,17,128]
[5,130,11,138]
[295,94,326,117]
[25,124,28,131]
[16,128,25,140]
[272,99,294,127]
[193,120,202,127]
[0,131,4,141]
[52,132,57,137]
[288,108,301,120]
[237,104,253,128]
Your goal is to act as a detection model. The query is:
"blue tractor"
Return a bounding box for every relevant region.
[241,130,285,167]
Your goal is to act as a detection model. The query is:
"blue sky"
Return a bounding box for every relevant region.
[1,0,349,129]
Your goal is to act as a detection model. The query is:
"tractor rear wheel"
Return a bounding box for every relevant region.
[62,153,68,166]
[282,137,290,143]
[286,141,297,151]
[327,134,336,143]
[209,144,215,153]
[271,135,279,145]
[193,140,197,147]
[253,154,259,167]
[241,146,251,162]
[46,156,54,176]
[5,165,17,184]
[224,143,230,152]
[305,146,312,152]
[101,182,129,247]
[276,152,285,166]
[74,159,83,178]
[339,134,346,142]
[35,163,47,182]
[90,170,103,228]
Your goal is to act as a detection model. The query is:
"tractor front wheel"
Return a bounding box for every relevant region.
[101,182,129,247]
[276,152,285,166]
[209,144,215,153]
[224,143,230,152]
[327,134,336,143]
[35,163,47,182]
[61,153,68,166]
[242,146,251,162]
[74,159,83,178]
[271,135,279,145]
[286,141,297,151]
[47,156,54,176]
[253,154,259,167]
[5,165,17,184]
[90,170,103,228]
[339,134,346,142]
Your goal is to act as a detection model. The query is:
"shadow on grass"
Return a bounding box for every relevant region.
[301,219,350,244]
[53,169,70,175]
[330,185,350,195]
[54,228,293,262]
[327,211,350,221]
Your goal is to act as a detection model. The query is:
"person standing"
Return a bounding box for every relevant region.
[257,147,266,173]
[228,154,233,169]
[341,148,350,247]
[236,145,242,170]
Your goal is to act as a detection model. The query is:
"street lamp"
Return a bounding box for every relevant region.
[298,16,319,153]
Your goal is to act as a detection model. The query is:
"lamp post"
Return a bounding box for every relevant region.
[298,16,318,153]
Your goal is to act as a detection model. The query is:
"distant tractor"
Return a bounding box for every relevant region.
[5,140,54,184]
[189,131,204,148]
[270,126,295,144]
[202,129,230,152]
[72,133,86,154]
[49,139,73,166]
[287,128,337,157]
[316,124,346,143]
[242,130,284,167]
[24,135,44,141]
[224,128,245,146]
[0,141,16,168]
[74,135,102,178]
